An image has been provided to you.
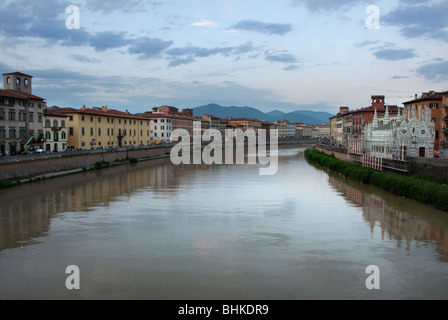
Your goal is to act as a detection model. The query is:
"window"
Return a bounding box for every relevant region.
[61,120,66,128]
[0,129,6,138]
[46,132,51,140]
[98,117,101,123]
[90,116,93,122]
[81,127,85,136]
[38,114,42,122]
[81,116,85,121]
[45,120,51,128]
[19,129,27,139]
[90,128,94,136]
[61,131,66,140]
[98,128,101,136]
[28,102,34,108]
[69,127,74,136]
[9,128,16,138]
[69,116,73,121]
[53,120,58,128]
[9,111,15,121]
[19,112,26,122]
[29,113,34,122]
[24,79,28,86]
[0,109,4,120]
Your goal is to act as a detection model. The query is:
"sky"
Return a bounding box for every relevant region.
[0,0,447,115]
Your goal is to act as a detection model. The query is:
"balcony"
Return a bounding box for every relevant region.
[51,126,62,132]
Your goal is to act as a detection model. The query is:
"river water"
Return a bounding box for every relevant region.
[0,146,447,300]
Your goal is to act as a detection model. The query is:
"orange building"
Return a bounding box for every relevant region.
[403,91,443,152]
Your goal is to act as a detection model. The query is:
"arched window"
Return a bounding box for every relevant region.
[46,119,51,128]
[24,79,28,86]
[53,120,58,127]
[16,78,20,85]
[61,120,66,128]
[6,77,10,84]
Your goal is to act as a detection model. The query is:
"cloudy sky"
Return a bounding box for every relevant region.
[0,0,447,115]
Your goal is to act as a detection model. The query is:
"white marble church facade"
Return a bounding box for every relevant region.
[349,105,435,160]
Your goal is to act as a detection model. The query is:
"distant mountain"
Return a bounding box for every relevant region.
[192,104,333,125]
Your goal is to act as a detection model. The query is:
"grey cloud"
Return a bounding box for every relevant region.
[416,60,448,81]
[89,31,132,52]
[382,2,448,42]
[167,46,234,58]
[265,52,298,63]
[284,65,299,71]
[70,55,101,63]
[373,48,417,61]
[231,20,292,35]
[291,0,369,12]
[85,0,163,14]
[128,37,174,59]
[168,56,196,67]
[166,41,262,67]
[390,75,409,80]
[354,40,380,48]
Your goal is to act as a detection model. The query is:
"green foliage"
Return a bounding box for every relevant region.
[92,161,111,170]
[305,148,448,212]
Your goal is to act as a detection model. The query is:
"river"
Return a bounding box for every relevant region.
[0,146,447,300]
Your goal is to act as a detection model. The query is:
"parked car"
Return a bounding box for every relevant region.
[34,147,44,154]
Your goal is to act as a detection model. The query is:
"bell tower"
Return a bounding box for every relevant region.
[3,72,33,94]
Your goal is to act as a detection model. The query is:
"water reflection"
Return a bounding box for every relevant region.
[328,174,448,262]
[0,146,447,299]
[0,157,191,250]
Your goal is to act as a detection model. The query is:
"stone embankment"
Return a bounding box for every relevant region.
[0,146,172,181]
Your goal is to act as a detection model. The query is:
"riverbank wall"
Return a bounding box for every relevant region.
[0,147,172,181]
[316,144,448,180]
[0,139,314,182]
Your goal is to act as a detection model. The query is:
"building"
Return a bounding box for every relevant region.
[149,105,194,142]
[44,106,68,152]
[58,106,152,150]
[0,72,46,155]
[329,96,401,147]
[228,118,262,140]
[329,107,349,145]
[362,105,435,159]
[438,91,448,156]
[316,123,331,138]
[403,91,443,152]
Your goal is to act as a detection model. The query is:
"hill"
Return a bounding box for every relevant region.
[192,104,333,125]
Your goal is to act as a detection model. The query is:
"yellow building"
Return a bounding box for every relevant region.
[57,106,151,150]
[228,118,262,131]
